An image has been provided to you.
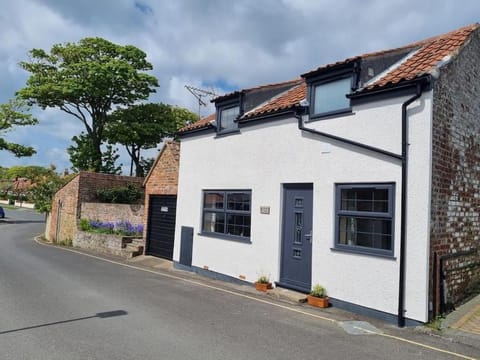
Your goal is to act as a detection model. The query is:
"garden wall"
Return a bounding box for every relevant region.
[81,202,144,225]
[73,231,138,257]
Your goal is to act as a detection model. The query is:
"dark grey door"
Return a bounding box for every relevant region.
[279,184,313,292]
[146,195,177,259]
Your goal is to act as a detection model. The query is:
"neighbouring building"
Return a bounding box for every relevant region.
[143,141,181,259]
[172,24,480,325]
[47,172,144,244]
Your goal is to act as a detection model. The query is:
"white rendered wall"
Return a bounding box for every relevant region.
[174,92,433,322]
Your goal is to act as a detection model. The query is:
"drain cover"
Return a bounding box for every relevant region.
[340,321,382,335]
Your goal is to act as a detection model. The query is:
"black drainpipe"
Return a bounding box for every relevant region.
[295,81,424,327]
[397,82,422,327]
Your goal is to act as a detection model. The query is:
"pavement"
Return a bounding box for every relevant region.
[440,292,480,349]
[115,254,480,340]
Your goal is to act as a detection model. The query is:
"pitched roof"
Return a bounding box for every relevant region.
[243,82,306,119]
[143,140,180,186]
[179,113,215,133]
[179,23,479,134]
[362,23,478,91]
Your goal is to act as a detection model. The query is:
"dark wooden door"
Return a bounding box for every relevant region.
[146,195,177,259]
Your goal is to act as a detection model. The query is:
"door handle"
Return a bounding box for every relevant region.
[305,230,312,244]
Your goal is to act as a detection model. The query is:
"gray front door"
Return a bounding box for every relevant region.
[279,184,313,292]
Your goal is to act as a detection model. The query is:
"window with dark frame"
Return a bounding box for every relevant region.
[202,190,251,240]
[311,76,352,117]
[219,105,240,132]
[335,184,394,256]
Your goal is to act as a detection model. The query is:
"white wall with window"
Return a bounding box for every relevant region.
[174,91,433,322]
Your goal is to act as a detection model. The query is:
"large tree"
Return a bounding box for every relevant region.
[17,37,159,172]
[67,133,121,174]
[106,103,197,177]
[0,99,37,157]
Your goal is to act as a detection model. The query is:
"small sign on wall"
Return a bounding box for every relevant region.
[161,206,169,212]
[260,206,270,215]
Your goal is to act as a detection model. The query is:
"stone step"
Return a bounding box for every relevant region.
[124,244,144,258]
[121,237,143,248]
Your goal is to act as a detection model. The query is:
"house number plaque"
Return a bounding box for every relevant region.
[260,206,270,215]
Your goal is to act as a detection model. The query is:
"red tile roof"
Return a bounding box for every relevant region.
[243,82,306,119]
[363,23,478,90]
[178,113,216,133]
[179,24,479,134]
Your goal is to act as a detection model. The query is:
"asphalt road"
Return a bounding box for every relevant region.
[0,208,478,360]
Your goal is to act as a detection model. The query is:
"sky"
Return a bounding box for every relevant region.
[0,0,479,175]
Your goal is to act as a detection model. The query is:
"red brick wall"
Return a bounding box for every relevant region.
[47,172,144,244]
[81,202,144,225]
[78,172,144,204]
[430,29,480,315]
[48,175,80,243]
[143,141,180,242]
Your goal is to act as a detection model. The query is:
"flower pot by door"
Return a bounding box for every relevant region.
[254,282,273,292]
[307,295,330,308]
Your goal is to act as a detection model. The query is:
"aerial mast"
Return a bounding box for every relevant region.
[184,85,217,119]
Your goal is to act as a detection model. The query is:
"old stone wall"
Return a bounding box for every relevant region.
[430,29,480,315]
[81,202,144,225]
[143,141,180,243]
[73,231,127,257]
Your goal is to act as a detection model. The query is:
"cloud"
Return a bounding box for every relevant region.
[1,0,479,174]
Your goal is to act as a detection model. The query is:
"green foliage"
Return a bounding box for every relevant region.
[56,238,73,247]
[80,219,143,236]
[17,37,158,172]
[31,173,75,214]
[310,284,326,298]
[139,157,155,176]
[67,133,121,174]
[0,99,38,157]
[6,165,55,182]
[257,275,270,284]
[425,316,444,331]
[105,103,197,177]
[79,218,92,231]
[95,183,143,204]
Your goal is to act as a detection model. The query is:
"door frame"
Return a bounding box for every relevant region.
[278,183,313,293]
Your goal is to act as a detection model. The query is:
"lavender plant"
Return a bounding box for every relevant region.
[84,219,143,236]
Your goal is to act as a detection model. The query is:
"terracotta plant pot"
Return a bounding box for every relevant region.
[254,282,273,292]
[307,295,330,308]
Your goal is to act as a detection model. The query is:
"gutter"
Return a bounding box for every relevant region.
[295,79,427,327]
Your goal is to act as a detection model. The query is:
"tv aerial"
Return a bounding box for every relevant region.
[185,85,217,119]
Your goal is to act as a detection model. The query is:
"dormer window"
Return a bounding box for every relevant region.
[218,105,240,132]
[311,76,352,117]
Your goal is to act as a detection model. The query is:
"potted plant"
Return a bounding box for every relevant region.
[307,284,329,308]
[254,275,273,292]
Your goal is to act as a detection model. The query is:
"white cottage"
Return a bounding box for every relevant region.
[172,24,480,326]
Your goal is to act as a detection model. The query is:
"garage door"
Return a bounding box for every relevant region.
[146,195,177,259]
